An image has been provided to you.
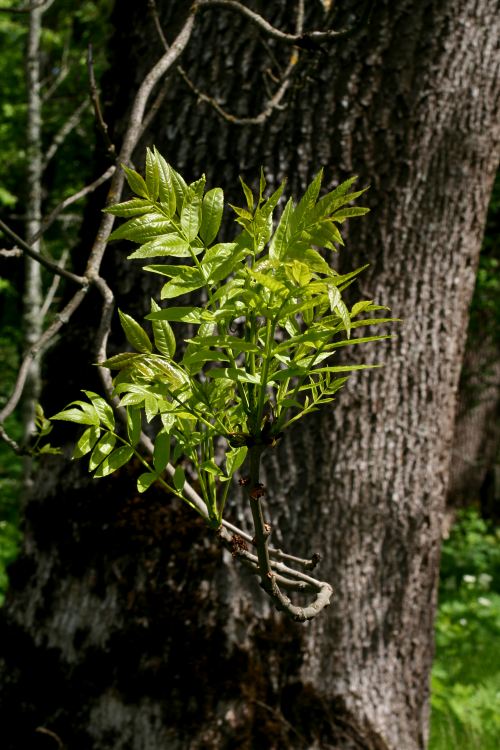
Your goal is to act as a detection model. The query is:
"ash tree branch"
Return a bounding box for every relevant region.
[194,0,375,46]
[0,247,23,258]
[42,99,90,171]
[2,4,334,620]
[0,218,87,285]
[0,285,88,424]
[87,43,116,156]
[40,165,115,238]
[39,249,69,319]
[149,0,296,127]
[178,63,294,126]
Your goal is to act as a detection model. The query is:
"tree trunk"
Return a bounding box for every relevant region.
[1,2,499,749]
[22,4,44,470]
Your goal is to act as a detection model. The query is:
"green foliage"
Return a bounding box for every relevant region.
[430,510,500,750]
[52,149,392,527]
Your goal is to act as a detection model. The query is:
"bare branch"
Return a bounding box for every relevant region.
[0,219,87,286]
[39,249,68,319]
[42,100,90,171]
[87,44,116,156]
[40,166,115,238]
[0,424,26,455]
[195,0,374,46]
[0,286,88,423]
[179,63,293,126]
[85,10,196,275]
[41,56,70,103]
[139,78,171,141]
[35,727,64,750]
[148,0,295,127]
[0,247,23,258]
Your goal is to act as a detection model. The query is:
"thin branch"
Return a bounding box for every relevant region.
[87,44,116,156]
[139,78,171,141]
[41,54,70,103]
[195,0,374,46]
[178,63,293,126]
[35,727,64,750]
[40,166,115,238]
[42,99,90,171]
[39,249,68,319]
[295,0,305,35]
[0,286,89,423]
[0,219,87,285]
[85,10,196,275]
[149,0,294,127]
[0,424,27,455]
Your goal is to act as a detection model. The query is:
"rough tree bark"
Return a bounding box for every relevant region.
[1,2,499,750]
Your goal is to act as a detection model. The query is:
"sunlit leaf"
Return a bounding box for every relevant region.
[200,188,224,245]
[118,309,152,353]
[94,445,134,478]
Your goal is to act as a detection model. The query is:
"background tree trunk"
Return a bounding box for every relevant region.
[1,2,499,749]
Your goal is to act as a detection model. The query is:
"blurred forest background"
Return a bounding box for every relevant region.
[0,2,498,749]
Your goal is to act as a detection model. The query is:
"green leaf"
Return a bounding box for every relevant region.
[249,269,287,293]
[154,148,176,216]
[181,196,202,241]
[200,188,224,245]
[202,244,245,285]
[292,169,323,230]
[200,459,223,477]
[239,177,254,210]
[118,309,152,353]
[146,306,209,324]
[103,198,152,217]
[145,148,160,201]
[173,466,186,492]
[153,430,171,473]
[100,352,141,370]
[89,432,116,471]
[127,234,191,259]
[150,299,176,356]
[123,165,148,198]
[82,391,115,430]
[331,206,370,222]
[225,446,247,477]
[72,426,101,459]
[189,174,206,199]
[137,472,157,493]
[160,268,205,299]
[109,215,172,242]
[51,407,99,426]
[145,395,159,423]
[126,407,142,446]
[269,198,293,261]
[206,367,261,384]
[169,166,189,209]
[94,445,134,478]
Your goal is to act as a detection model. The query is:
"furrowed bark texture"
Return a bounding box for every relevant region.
[1,2,499,749]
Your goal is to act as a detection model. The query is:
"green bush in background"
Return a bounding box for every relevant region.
[430,509,500,750]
